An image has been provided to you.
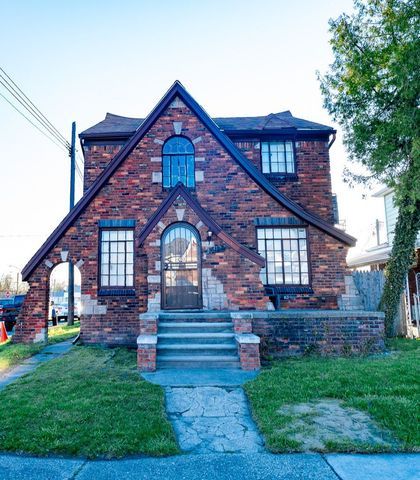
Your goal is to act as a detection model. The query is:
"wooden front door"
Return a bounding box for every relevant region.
[162,223,202,310]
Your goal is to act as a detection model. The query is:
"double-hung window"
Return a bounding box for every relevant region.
[257,227,309,285]
[100,230,134,287]
[261,141,295,174]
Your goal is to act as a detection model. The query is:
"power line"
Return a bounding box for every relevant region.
[0,92,68,153]
[0,67,70,149]
[1,87,82,182]
[76,151,85,164]
[0,74,70,150]
[75,162,83,181]
[0,76,70,151]
[0,67,84,189]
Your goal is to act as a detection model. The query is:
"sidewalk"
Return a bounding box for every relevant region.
[0,452,418,480]
[0,340,73,391]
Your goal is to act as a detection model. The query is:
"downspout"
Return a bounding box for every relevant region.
[328,133,336,150]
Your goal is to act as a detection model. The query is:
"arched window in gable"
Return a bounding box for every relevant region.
[162,136,195,188]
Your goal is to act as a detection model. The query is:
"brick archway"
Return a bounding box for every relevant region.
[13,252,84,344]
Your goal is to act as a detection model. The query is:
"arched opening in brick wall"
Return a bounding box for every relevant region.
[49,262,82,328]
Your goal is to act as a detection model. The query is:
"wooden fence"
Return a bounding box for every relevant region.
[352,270,385,311]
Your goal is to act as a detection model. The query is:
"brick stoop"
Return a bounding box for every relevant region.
[137,311,262,371]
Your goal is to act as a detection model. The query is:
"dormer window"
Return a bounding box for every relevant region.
[162,136,195,188]
[261,141,295,175]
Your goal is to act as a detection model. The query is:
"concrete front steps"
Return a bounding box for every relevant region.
[157,314,240,369]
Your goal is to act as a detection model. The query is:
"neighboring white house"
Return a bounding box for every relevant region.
[348,187,420,336]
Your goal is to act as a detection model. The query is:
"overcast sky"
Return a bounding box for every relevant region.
[0,0,385,279]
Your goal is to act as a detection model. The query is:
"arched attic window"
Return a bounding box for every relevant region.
[162,136,195,188]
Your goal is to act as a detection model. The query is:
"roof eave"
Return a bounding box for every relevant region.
[79,131,134,141]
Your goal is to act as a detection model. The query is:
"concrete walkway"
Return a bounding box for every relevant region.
[143,369,264,454]
[0,452,419,480]
[0,340,73,391]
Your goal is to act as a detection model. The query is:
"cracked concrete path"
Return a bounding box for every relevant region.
[165,386,265,453]
[0,340,73,392]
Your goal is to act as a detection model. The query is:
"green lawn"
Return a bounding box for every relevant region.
[0,322,80,374]
[245,338,419,453]
[0,346,178,458]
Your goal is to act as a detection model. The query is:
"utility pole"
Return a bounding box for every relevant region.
[67,121,76,326]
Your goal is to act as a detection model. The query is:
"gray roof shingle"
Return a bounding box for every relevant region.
[80,111,334,138]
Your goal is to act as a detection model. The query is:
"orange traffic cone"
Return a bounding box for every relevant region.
[0,321,8,343]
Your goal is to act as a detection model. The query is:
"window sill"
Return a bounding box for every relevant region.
[98,289,136,297]
[265,285,313,295]
[163,186,196,192]
[264,173,298,181]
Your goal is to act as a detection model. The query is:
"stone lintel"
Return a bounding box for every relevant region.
[152,172,162,183]
[139,312,159,321]
[231,312,253,320]
[147,275,161,283]
[235,334,260,344]
[173,121,183,134]
[137,334,158,345]
[75,259,84,269]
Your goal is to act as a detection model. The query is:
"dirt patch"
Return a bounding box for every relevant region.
[277,399,397,451]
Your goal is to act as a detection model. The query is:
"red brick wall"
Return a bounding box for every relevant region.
[17,99,349,345]
[234,139,334,222]
[83,144,124,192]
[252,312,385,357]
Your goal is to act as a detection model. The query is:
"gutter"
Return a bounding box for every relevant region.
[328,133,336,150]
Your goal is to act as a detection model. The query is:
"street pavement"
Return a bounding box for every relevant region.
[0,452,419,480]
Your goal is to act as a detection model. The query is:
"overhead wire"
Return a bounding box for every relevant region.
[0,67,85,186]
[0,67,70,149]
[0,92,69,153]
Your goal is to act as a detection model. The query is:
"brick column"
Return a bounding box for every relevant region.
[231,312,252,334]
[137,335,157,372]
[139,313,158,335]
[13,275,49,344]
[236,334,261,371]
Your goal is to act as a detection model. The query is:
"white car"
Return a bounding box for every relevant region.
[54,303,81,321]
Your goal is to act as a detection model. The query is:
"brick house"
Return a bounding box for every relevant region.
[15,81,385,370]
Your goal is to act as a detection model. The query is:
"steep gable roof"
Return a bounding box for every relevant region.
[138,182,265,267]
[22,81,355,281]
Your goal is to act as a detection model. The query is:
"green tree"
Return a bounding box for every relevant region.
[319,0,420,336]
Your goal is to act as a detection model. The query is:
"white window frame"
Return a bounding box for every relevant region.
[257,227,309,286]
[100,229,134,288]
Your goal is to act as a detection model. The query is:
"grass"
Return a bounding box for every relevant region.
[0,322,80,374]
[0,346,179,458]
[245,338,420,453]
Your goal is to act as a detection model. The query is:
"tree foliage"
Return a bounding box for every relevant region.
[319,0,420,335]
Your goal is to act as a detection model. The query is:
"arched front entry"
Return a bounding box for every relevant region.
[162,223,202,310]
